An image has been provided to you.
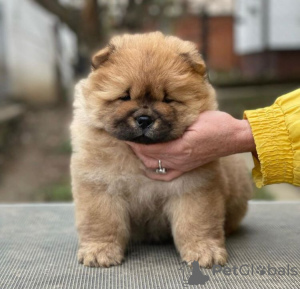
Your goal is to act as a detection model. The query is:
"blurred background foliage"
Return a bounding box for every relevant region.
[0,0,299,202]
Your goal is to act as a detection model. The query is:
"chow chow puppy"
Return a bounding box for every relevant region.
[70,32,252,268]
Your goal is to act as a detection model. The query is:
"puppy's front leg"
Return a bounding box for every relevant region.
[74,183,130,267]
[167,189,227,268]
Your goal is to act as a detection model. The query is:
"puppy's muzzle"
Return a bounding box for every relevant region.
[135,115,153,131]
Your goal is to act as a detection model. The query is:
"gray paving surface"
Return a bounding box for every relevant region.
[0,202,299,289]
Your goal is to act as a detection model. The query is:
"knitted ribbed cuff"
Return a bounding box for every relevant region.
[244,104,294,188]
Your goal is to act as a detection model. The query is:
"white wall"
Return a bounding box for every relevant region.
[269,0,300,50]
[234,0,300,55]
[234,0,264,54]
[0,0,76,104]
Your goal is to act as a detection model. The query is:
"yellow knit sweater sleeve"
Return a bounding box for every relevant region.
[244,89,300,188]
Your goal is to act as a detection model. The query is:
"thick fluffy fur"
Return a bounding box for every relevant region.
[71,32,252,268]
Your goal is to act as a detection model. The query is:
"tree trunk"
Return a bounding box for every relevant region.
[32,0,110,75]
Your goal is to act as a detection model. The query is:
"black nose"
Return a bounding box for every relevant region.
[136,115,153,130]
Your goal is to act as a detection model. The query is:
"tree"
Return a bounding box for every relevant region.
[31,0,108,74]
[31,0,185,75]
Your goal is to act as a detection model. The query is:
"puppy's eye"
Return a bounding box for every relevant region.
[163,97,173,104]
[163,91,173,104]
[119,92,131,101]
[163,91,174,103]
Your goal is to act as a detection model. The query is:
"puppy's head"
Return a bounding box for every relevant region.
[82,32,217,144]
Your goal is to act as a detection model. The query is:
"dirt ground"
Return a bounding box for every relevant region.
[0,106,72,202]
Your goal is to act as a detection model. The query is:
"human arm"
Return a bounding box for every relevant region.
[244,89,300,187]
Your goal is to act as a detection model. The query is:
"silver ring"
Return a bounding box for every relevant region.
[156,159,167,174]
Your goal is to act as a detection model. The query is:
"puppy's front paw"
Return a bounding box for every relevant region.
[78,242,124,268]
[180,240,227,268]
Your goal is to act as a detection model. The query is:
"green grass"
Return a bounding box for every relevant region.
[56,140,72,154]
[252,186,274,200]
[39,182,72,202]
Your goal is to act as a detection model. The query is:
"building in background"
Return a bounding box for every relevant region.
[167,0,300,83]
[175,0,236,74]
[235,0,300,80]
[0,0,299,106]
[141,0,237,76]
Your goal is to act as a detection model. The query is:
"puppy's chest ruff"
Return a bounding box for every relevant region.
[99,143,217,201]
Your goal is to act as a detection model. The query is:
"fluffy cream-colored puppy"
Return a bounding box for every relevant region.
[70,32,252,268]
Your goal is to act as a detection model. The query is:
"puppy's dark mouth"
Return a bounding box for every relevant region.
[131,135,160,144]
[110,115,174,144]
[130,125,172,144]
[112,128,170,144]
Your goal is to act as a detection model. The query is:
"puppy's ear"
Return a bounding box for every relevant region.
[91,44,115,70]
[180,52,206,75]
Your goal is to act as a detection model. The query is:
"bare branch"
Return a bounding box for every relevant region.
[122,0,153,32]
[81,0,101,41]
[31,0,80,33]
[78,0,108,52]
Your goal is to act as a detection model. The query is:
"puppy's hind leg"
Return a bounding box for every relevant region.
[224,196,248,235]
[166,189,228,268]
[74,182,130,268]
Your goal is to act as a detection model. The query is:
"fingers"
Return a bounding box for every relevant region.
[144,169,183,181]
[126,140,179,158]
[128,143,182,171]
[127,144,157,168]
[125,141,162,156]
[127,141,171,169]
[126,141,189,182]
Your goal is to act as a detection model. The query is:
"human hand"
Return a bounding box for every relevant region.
[126,111,255,181]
